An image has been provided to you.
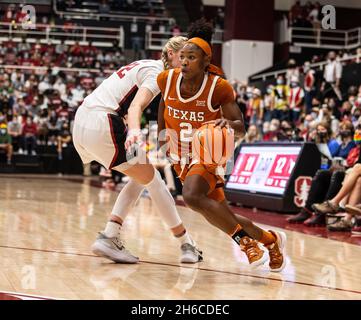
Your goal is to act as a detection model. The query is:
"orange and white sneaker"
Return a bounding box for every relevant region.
[239,236,267,267]
[265,230,287,272]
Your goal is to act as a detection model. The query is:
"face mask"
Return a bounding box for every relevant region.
[270,124,278,132]
[277,79,284,85]
[0,129,6,135]
[247,93,253,99]
[317,132,327,140]
[311,112,318,119]
[267,88,273,94]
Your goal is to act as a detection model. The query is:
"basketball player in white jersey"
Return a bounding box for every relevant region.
[73,37,202,264]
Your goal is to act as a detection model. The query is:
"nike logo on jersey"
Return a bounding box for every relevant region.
[167,105,205,122]
[196,100,206,107]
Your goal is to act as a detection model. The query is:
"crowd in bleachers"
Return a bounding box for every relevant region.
[0,40,129,166]
[232,49,361,234]
[288,1,322,29]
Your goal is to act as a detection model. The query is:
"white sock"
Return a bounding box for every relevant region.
[177,230,194,246]
[111,178,144,220]
[103,221,121,238]
[145,170,182,228]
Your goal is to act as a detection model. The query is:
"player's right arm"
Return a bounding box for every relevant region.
[125,87,155,151]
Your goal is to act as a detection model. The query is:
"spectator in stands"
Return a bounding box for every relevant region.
[288,1,303,26]
[312,152,361,232]
[21,116,38,155]
[285,59,299,85]
[277,121,295,141]
[263,118,280,142]
[308,2,322,33]
[263,85,274,123]
[303,61,315,114]
[57,122,72,160]
[37,108,49,145]
[99,0,111,14]
[245,124,261,143]
[287,121,346,224]
[288,75,304,123]
[0,123,13,164]
[247,88,263,128]
[334,120,356,159]
[47,110,59,146]
[321,51,343,100]
[7,115,22,152]
[271,75,289,121]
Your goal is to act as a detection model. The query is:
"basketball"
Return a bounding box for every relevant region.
[192,121,234,166]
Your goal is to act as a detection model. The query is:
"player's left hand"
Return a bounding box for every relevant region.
[124,129,143,151]
[214,118,229,129]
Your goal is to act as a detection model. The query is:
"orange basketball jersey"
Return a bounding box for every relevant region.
[157,68,234,164]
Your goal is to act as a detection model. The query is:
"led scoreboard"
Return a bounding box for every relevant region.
[225,142,321,213]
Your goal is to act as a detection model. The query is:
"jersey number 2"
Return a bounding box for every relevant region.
[116,62,140,79]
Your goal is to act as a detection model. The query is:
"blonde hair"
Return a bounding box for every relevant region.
[161,36,188,70]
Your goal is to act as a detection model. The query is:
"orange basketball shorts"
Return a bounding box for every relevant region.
[173,163,226,202]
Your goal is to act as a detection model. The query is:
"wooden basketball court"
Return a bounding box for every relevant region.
[0,174,360,300]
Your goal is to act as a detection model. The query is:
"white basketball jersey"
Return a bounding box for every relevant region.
[82,59,164,116]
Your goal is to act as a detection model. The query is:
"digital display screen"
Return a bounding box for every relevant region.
[226,145,302,195]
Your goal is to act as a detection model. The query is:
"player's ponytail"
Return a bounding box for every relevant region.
[161,36,188,69]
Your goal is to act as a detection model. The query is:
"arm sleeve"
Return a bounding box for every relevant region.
[212,78,235,107]
[136,66,163,97]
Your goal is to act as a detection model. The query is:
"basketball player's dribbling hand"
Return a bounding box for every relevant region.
[124,129,144,151]
[214,118,229,129]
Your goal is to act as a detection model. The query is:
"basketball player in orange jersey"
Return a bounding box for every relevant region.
[156,20,287,271]
[73,36,202,264]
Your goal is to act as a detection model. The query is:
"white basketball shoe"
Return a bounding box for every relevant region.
[91,232,139,264]
[180,242,203,264]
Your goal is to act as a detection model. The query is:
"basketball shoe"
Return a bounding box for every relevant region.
[239,237,267,267]
[91,232,139,263]
[180,243,203,263]
[265,230,287,272]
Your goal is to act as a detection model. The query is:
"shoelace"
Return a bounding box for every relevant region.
[181,243,202,255]
[242,240,260,260]
[267,243,282,262]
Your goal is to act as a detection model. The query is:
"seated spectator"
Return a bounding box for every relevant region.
[47,110,60,145]
[289,124,361,226]
[0,123,13,164]
[313,157,361,232]
[277,121,295,141]
[333,120,356,158]
[37,108,49,145]
[244,124,261,143]
[263,118,280,141]
[21,116,38,155]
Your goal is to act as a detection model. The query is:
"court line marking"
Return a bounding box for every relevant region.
[0,244,360,297]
